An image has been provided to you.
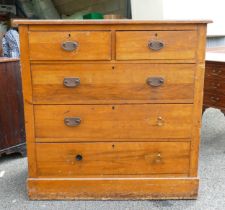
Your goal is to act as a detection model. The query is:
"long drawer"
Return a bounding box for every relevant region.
[29,31,111,60]
[36,142,190,177]
[32,64,195,104]
[34,104,193,141]
[116,31,197,60]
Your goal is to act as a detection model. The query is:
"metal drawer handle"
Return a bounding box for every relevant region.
[148,40,164,51]
[63,78,80,88]
[64,117,81,127]
[76,154,83,161]
[146,77,164,87]
[157,116,164,126]
[61,41,79,51]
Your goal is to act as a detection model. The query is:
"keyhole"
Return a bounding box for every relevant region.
[155,33,158,37]
[76,154,83,161]
[112,144,115,148]
[68,33,71,38]
[112,106,115,110]
[112,66,115,70]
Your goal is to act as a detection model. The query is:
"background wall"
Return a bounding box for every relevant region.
[131,0,163,20]
[53,0,128,17]
[131,0,225,36]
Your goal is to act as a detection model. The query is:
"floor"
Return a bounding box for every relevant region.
[0,108,225,210]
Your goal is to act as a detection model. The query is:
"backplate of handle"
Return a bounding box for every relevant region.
[63,78,80,88]
[146,77,164,87]
[64,117,81,127]
[61,41,79,51]
[148,40,164,51]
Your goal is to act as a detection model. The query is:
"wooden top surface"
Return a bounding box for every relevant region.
[0,57,19,63]
[13,19,212,25]
[206,47,225,62]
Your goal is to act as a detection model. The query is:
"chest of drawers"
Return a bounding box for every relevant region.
[15,20,209,200]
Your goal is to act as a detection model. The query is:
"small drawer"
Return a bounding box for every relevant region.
[29,31,111,60]
[32,63,195,104]
[34,104,193,141]
[116,31,197,60]
[36,142,190,177]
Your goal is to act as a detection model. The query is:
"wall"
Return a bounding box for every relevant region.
[131,0,163,20]
[131,0,225,36]
[53,0,128,17]
[163,0,225,36]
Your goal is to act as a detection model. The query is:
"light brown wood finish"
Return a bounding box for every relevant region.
[189,25,207,176]
[19,26,37,177]
[32,63,195,104]
[116,31,197,60]
[36,142,190,177]
[29,31,111,60]
[34,104,193,140]
[27,178,199,200]
[16,20,209,200]
[14,19,212,25]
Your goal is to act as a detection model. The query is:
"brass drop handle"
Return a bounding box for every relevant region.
[76,154,83,161]
[146,77,164,87]
[61,41,79,51]
[155,153,162,163]
[64,117,81,127]
[157,116,164,126]
[148,40,164,51]
[63,78,80,88]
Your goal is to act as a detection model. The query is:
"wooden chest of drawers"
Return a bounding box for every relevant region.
[15,20,209,200]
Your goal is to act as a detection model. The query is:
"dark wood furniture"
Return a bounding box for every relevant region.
[0,58,26,157]
[204,47,225,114]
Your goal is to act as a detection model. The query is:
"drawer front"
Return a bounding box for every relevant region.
[36,142,190,177]
[34,104,193,140]
[204,91,225,108]
[205,62,225,79]
[116,31,197,60]
[32,64,195,104]
[29,31,111,60]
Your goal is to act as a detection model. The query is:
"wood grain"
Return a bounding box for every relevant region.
[203,61,225,114]
[34,104,193,140]
[19,25,37,177]
[32,63,195,104]
[13,19,211,25]
[189,25,207,176]
[16,20,209,200]
[204,78,225,93]
[29,31,111,61]
[205,62,225,79]
[0,60,25,155]
[36,142,190,177]
[116,31,198,60]
[27,177,199,200]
